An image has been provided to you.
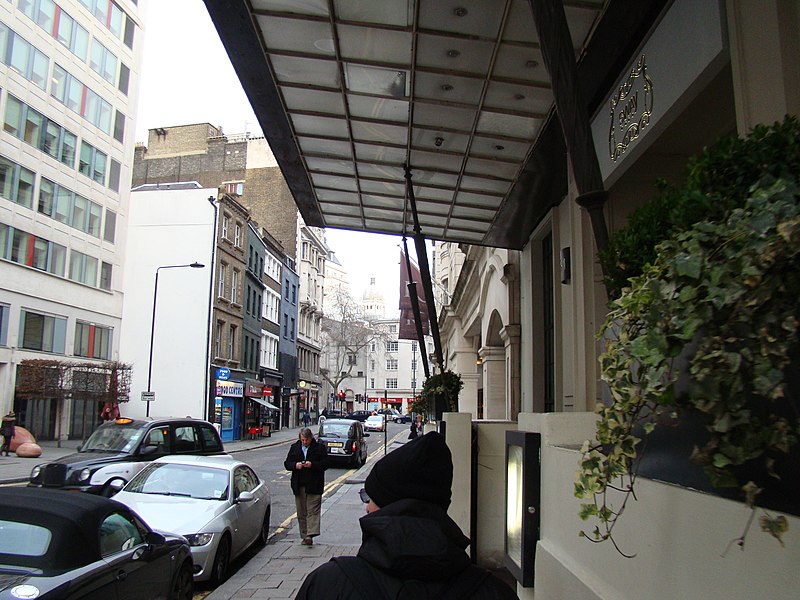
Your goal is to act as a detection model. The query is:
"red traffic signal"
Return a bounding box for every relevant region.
[337,390,345,398]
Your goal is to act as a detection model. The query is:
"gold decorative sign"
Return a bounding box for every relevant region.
[608,55,653,161]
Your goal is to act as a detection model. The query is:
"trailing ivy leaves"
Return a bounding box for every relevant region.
[600,117,800,299]
[576,177,800,553]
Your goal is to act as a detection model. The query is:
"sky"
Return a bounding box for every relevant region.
[135,0,414,312]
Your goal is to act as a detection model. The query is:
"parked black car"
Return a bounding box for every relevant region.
[318,409,346,424]
[29,417,225,496]
[0,487,193,600]
[317,418,369,467]
[345,410,374,422]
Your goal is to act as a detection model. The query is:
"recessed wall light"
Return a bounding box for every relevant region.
[525,60,539,68]
[441,84,453,92]
[435,137,444,147]
[514,93,525,100]
[447,49,460,58]
[453,7,468,17]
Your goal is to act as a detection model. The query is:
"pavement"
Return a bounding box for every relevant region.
[0,423,409,600]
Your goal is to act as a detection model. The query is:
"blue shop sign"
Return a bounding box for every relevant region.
[216,367,231,381]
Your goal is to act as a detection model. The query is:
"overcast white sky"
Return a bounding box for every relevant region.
[135,0,413,312]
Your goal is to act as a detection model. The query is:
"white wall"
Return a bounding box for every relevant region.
[522,412,800,600]
[118,187,216,419]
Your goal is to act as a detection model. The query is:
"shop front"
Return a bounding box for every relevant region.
[245,380,281,437]
[214,379,243,442]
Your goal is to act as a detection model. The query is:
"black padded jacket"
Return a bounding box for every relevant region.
[294,498,519,600]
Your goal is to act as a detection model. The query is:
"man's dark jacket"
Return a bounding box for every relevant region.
[284,438,327,496]
[294,498,518,599]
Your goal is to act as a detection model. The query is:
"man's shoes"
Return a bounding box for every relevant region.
[301,537,313,545]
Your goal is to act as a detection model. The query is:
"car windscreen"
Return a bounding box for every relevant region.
[319,423,351,438]
[81,423,143,453]
[125,463,229,500]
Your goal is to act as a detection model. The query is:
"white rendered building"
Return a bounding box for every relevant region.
[118,184,215,421]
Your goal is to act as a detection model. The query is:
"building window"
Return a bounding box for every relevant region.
[386,378,398,389]
[0,223,66,276]
[214,321,222,358]
[218,263,227,298]
[100,262,112,291]
[386,341,398,352]
[0,304,9,346]
[103,210,116,243]
[389,324,397,333]
[221,214,230,240]
[20,309,66,353]
[386,358,398,370]
[0,156,35,209]
[69,250,98,286]
[231,269,239,304]
[348,354,357,365]
[228,325,236,359]
[74,321,112,359]
[0,24,49,90]
[290,317,295,340]
[234,223,242,247]
[283,314,288,338]
[78,141,107,184]
[224,181,243,195]
[264,289,280,323]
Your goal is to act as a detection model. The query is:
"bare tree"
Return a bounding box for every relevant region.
[320,290,387,399]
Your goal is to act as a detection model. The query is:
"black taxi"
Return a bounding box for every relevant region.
[317,418,369,468]
[29,417,225,496]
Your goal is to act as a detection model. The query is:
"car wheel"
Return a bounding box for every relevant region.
[258,506,271,546]
[170,560,193,600]
[210,535,231,586]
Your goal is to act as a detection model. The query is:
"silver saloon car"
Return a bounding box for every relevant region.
[112,455,270,585]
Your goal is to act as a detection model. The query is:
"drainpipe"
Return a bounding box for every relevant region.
[203,195,219,420]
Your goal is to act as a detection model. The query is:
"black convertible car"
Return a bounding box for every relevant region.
[0,487,193,599]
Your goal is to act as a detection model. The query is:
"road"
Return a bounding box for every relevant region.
[193,419,409,598]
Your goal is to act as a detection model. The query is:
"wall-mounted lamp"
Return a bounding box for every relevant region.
[560,247,571,284]
[476,355,483,366]
[505,430,541,587]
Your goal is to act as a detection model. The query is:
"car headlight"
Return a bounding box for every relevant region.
[30,466,41,479]
[184,533,214,547]
[79,468,91,481]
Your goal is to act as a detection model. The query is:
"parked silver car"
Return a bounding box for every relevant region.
[112,455,270,585]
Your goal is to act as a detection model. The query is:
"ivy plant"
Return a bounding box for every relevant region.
[600,117,800,299]
[418,370,464,418]
[575,177,799,554]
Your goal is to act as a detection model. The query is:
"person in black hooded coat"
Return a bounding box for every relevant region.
[294,432,518,600]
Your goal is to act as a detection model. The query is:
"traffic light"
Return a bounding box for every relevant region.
[337,390,345,399]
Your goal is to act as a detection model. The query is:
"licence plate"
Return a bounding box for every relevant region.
[330,447,343,454]
[327,442,343,448]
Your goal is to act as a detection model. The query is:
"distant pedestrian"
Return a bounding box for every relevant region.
[302,410,311,427]
[295,432,518,599]
[1,411,16,456]
[409,414,424,439]
[284,428,327,545]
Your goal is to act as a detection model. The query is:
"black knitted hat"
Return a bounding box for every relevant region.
[364,431,452,509]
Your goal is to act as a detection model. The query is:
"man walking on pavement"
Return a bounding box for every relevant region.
[294,431,519,599]
[284,427,327,545]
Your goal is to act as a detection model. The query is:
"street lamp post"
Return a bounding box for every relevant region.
[147,262,205,417]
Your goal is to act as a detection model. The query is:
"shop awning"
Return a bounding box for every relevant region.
[252,397,280,411]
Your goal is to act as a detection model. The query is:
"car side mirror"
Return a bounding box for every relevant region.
[146,531,166,546]
[139,444,159,456]
[236,490,254,503]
